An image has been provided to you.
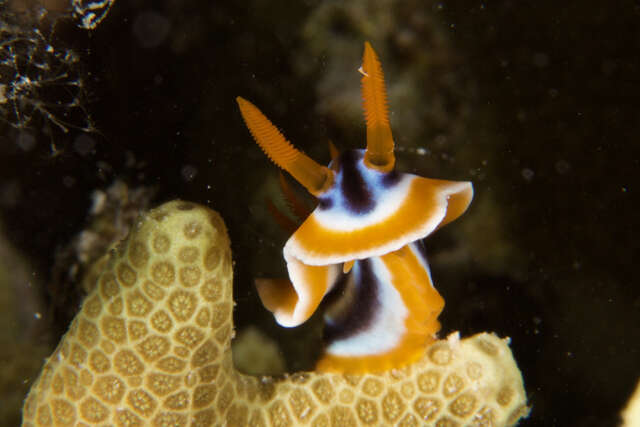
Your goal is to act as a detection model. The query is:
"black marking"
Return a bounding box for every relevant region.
[322,271,350,309]
[382,169,401,188]
[317,196,333,210]
[412,239,432,281]
[339,150,375,214]
[322,259,379,343]
[414,238,429,264]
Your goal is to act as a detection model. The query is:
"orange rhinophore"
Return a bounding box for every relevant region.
[236,97,334,196]
[277,172,313,221]
[361,41,395,172]
[237,42,473,373]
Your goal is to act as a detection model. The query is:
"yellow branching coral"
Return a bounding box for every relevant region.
[22,201,528,426]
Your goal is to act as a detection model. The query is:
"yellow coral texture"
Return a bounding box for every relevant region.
[22,200,529,426]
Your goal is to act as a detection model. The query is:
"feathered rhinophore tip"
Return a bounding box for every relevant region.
[361,42,389,126]
[361,41,395,171]
[236,97,299,166]
[236,97,333,195]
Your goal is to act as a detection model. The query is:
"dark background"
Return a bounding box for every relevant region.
[0,1,638,425]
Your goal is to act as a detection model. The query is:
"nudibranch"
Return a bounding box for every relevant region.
[237,42,473,373]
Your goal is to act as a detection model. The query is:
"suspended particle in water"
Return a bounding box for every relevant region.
[521,168,534,182]
[74,133,96,156]
[133,10,171,48]
[181,164,198,182]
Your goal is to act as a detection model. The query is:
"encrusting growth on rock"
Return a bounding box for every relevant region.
[22,201,529,426]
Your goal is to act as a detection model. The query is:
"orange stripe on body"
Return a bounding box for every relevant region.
[255,278,299,316]
[316,245,444,373]
[437,180,474,230]
[256,260,337,327]
[290,177,472,263]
